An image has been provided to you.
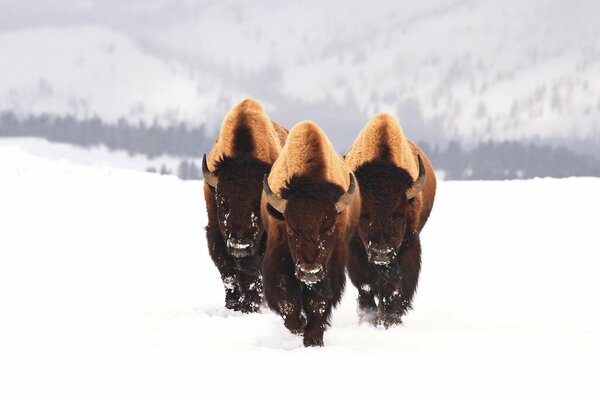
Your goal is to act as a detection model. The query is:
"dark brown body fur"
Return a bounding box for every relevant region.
[204,100,287,313]
[261,122,360,346]
[346,141,436,327]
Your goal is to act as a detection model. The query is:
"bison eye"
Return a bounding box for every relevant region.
[325,226,335,236]
[285,226,294,236]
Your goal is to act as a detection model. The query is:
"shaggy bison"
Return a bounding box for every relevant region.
[203,99,287,313]
[261,121,360,346]
[344,113,436,327]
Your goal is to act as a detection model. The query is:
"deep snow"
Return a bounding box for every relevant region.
[1,145,599,399]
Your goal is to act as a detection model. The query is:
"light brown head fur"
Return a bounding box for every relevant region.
[344,112,419,181]
[207,98,285,169]
[268,120,353,196]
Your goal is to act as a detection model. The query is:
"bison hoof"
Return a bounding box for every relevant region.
[225,299,242,311]
[225,291,243,311]
[284,314,307,335]
[357,307,378,326]
[303,333,324,347]
[381,313,403,329]
[240,300,261,314]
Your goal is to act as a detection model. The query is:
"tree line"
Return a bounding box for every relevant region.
[421,140,600,180]
[0,112,211,158]
[1,112,599,180]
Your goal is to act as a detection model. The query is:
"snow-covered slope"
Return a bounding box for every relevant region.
[0,26,227,127]
[2,1,600,148]
[1,145,599,399]
[147,0,600,144]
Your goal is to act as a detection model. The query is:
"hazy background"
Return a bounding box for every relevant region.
[1,0,599,179]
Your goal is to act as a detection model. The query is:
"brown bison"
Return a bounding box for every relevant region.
[203,99,287,313]
[261,121,360,346]
[344,113,436,327]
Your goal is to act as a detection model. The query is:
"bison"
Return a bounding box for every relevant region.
[203,99,287,313]
[261,121,360,346]
[344,113,436,327]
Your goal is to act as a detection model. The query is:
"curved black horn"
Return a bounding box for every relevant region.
[263,175,287,214]
[202,154,219,188]
[335,173,356,213]
[406,154,426,200]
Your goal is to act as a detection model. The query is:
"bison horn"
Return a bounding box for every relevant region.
[202,154,219,188]
[263,175,287,214]
[335,173,356,213]
[406,154,426,200]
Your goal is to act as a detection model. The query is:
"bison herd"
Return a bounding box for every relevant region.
[202,99,436,346]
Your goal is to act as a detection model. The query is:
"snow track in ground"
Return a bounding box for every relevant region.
[1,145,599,399]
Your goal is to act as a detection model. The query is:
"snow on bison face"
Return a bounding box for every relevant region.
[204,155,271,259]
[354,156,425,266]
[264,174,355,284]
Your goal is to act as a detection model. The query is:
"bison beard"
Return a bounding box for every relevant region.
[262,176,350,346]
[204,156,272,313]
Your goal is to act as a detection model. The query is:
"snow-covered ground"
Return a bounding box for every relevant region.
[1,145,599,399]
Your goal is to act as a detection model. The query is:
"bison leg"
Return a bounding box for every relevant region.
[380,281,405,328]
[236,268,263,314]
[381,236,422,327]
[397,235,422,315]
[347,235,378,325]
[302,284,333,347]
[357,287,378,326]
[263,249,305,334]
[206,224,243,311]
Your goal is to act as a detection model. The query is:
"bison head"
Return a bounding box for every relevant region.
[354,155,425,266]
[204,154,271,259]
[264,174,355,284]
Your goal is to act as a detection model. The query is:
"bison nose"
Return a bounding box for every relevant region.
[369,246,394,265]
[295,263,324,285]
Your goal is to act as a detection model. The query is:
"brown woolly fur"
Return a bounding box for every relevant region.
[207,99,285,170]
[261,121,361,347]
[203,99,288,314]
[268,120,353,197]
[344,113,436,328]
[345,112,420,181]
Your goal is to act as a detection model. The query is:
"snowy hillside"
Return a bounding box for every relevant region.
[0,26,227,127]
[147,0,600,145]
[1,145,599,399]
[2,1,600,148]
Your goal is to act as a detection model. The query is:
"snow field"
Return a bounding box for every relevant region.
[1,145,599,399]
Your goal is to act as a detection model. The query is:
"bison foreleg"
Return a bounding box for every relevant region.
[380,235,422,327]
[380,280,405,328]
[397,235,421,314]
[347,236,378,325]
[206,224,243,311]
[357,287,378,326]
[236,268,263,313]
[302,284,334,347]
[263,250,306,335]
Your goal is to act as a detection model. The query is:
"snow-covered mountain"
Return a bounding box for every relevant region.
[1,0,599,149]
[1,144,599,398]
[0,26,229,129]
